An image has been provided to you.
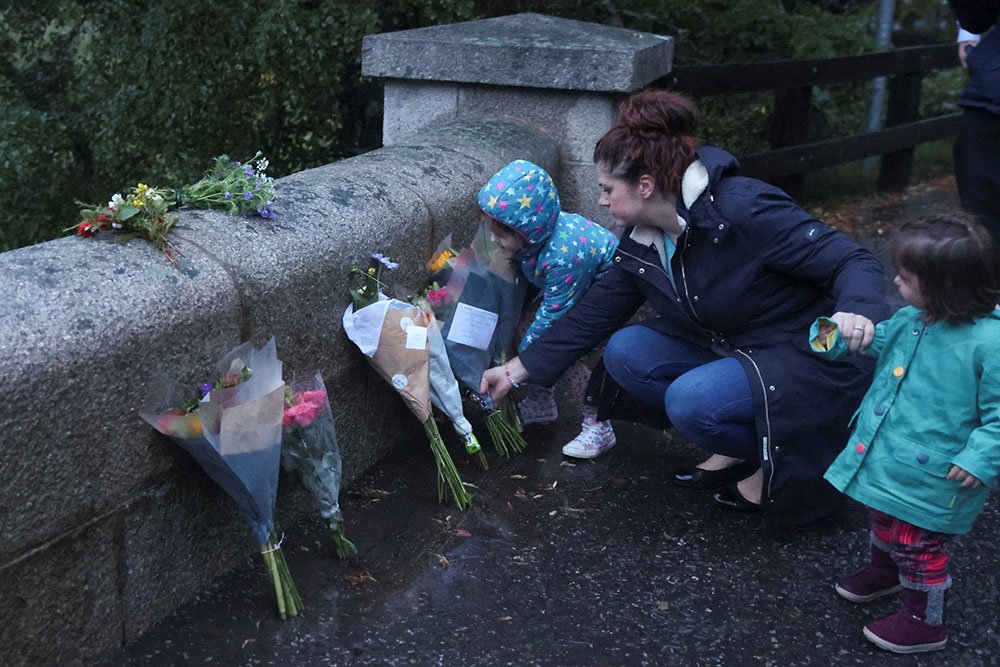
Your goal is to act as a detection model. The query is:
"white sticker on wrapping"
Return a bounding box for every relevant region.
[446,302,499,350]
[391,374,408,389]
[405,325,428,350]
[399,317,414,332]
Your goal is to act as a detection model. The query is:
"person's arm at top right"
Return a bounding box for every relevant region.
[958,26,980,68]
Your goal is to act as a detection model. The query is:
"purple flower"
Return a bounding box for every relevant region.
[243,191,253,200]
[199,383,213,398]
[243,165,255,177]
[224,192,233,200]
[371,252,399,270]
[257,201,275,219]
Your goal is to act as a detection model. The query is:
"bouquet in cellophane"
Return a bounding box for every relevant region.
[281,371,356,558]
[343,254,473,509]
[433,225,529,457]
[139,338,302,619]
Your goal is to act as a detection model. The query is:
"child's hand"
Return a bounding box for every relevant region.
[947,465,983,488]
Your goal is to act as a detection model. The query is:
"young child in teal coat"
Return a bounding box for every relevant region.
[478,159,619,458]
[810,216,1000,654]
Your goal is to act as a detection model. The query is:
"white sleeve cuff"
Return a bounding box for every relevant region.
[958,27,980,42]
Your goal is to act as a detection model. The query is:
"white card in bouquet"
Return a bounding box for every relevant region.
[446,302,498,351]
[405,325,428,350]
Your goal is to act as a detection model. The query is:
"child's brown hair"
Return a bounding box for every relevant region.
[483,213,529,251]
[889,214,1000,324]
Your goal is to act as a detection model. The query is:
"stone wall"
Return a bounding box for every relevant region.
[0,118,558,666]
[0,13,672,665]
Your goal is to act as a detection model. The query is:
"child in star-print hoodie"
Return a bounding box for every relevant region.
[477,159,619,459]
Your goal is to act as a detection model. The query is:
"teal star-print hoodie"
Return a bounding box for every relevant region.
[477,159,618,352]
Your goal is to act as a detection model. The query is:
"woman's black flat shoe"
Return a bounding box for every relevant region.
[712,483,763,513]
[672,459,758,489]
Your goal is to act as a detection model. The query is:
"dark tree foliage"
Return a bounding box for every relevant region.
[0,0,955,251]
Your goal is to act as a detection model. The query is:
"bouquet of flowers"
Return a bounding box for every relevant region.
[175,151,276,219]
[420,234,460,327]
[138,338,302,620]
[437,226,529,457]
[343,253,473,509]
[70,152,275,265]
[281,372,356,558]
[73,183,182,266]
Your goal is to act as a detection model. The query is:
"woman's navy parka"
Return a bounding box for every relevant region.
[519,146,890,525]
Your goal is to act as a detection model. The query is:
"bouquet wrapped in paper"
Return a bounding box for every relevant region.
[343,254,472,509]
[435,226,529,457]
[281,372,356,558]
[139,338,302,619]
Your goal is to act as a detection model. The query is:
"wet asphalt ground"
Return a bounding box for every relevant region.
[104,181,999,666]
[104,417,999,666]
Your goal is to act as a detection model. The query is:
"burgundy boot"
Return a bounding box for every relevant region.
[835,546,902,603]
[863,587,948,654]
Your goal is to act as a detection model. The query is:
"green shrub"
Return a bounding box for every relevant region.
[0,0,964,252]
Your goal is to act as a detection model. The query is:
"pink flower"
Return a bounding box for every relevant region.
[282,390,328,431]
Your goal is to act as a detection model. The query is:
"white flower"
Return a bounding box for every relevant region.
[152,194,163,204]
[112,222,124,229]
[109,193,125,209]
[257,157,269,173]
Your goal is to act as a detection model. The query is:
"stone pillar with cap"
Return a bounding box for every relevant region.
[361,12,674,227]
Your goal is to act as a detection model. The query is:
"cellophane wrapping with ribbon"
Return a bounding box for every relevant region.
[139,338,302,619]
[281,371,356,558]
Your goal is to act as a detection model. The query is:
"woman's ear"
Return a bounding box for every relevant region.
[638,174,656,199]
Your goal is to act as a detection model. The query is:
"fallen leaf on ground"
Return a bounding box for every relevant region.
[515,488,531,500]
[345,572,378,585]
[510,474,527,479]
[242,639,255,649]
[657,601,669,611]
[548,510,557,516]
[559,461,576,467]
[453,528,472,538]
[498,615,513,622]
[435,554,450,569]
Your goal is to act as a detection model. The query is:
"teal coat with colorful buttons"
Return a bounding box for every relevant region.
[811,305,1000,534]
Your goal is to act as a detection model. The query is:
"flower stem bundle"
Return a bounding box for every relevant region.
[176,152,276,218]
[330,520,358,559]
[424,417,472,510]
[484,408,527,458]
[261,531,302,620]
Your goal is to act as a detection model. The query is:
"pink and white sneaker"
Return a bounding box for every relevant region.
[561,415,616,459]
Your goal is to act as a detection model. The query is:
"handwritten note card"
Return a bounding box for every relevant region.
[446,303,498,350]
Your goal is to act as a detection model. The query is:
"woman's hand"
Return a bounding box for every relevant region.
[947,465,983,489]
[480,356,529,402]
[829,312,875,352]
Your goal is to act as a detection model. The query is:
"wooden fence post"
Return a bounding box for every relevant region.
[767,86,812,200]
[878,70,923,191]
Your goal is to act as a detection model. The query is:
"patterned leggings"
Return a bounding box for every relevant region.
[869,508,953,589]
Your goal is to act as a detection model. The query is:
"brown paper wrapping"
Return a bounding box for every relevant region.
[370,305,432,422]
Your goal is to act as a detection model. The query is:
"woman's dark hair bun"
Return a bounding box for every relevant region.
[618,90,698,138]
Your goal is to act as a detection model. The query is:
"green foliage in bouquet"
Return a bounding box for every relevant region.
[177,152,276,219]
[72,183,181,265]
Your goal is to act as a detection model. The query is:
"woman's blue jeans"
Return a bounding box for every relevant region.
[603,325,756,459]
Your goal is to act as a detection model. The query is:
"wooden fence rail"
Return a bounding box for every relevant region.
[657,44,962,197]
